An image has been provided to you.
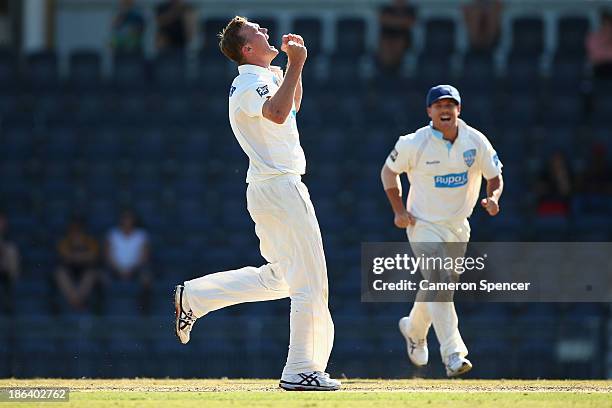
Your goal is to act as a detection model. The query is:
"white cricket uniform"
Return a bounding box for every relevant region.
[183,64,334,376]
[385,119,502,363]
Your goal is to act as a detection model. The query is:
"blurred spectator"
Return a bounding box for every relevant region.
[110,0,145,54]
[463,0,503,52]
[578,143,612,195]
[0,211,20,313]
[534,151,573,217]
[55,218,100,311]
[155,0,197,51]
[586,10,612,79]
[106,210,151,311]
[377,0,415,73]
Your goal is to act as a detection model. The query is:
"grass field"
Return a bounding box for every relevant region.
[0,379,611,407]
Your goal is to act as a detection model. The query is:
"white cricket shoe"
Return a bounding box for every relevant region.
[174,284,196,344]
[399,317,428,366]
[279,371,341,391]
[446,352,472,377]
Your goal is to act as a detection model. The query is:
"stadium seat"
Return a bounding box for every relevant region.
[335,17,367,56]
[510,17,545,57]
[0,47,18,87]
[69,49,102,88]
[152,51,187,88]
[292,17,323,56]
[556,16,590,58]
[423,18,457,57]
[25,50,59,88]
[113,54,148,88]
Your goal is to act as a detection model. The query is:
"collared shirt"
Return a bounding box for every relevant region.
[228,64,306,183]
[385,119,503,223]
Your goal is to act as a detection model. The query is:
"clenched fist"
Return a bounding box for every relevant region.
[481,197,500,216]
[281,33,307,66]
[394,210,416,229]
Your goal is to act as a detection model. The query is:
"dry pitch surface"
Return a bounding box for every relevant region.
[0,379,611,407]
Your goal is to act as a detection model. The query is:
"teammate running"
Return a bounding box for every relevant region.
[380,85,503,377]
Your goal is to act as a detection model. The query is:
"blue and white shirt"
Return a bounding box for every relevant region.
[228,64,305,183]
[385,119,502,223]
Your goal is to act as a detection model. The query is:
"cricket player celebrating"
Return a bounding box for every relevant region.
[173,16,339,391]
[380,85,503,377]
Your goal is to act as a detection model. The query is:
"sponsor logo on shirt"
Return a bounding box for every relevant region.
[493,153,500,167]
[434,171,468,188]
[229,86,236,97]
[425,160,440,165]
[256,85,269,97]
[389,148,398,162]
[463,149,476,167]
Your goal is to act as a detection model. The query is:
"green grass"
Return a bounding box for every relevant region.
[0,379,610,408]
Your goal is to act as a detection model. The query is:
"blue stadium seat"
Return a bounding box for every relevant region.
[557,16,590,58]
[152,51,187,88]
[0,125,35,161]
[69,49,102,88]
[511,17,544,57]
[42,127,79,161]
[423,18,457,56]
[113,54,147,88]
[293,17,323,56]
[335,17,367,56]
[0,48,18,87]
[25,50,59,88]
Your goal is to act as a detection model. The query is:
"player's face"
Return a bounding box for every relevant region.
[240,22,279,62]
[427,98,461,132]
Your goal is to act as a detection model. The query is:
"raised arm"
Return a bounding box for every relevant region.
[262,38,306,124]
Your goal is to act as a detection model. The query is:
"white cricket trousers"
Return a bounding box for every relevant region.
[183,174,334,376]
[405,218,470,364]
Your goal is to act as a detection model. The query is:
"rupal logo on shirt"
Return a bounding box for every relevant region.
[434,172,468,188]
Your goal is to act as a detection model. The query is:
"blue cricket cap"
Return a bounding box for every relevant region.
[426,85,461,107]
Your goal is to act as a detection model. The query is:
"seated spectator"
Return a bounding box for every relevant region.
[377,0,415,73]
[110,0,145,54]
[55,218,100,311]
[106,210,151,310]
[0,211,20,313]
[534,151,573,217]
[586,10,612,79]
[155,0,197,51]
[463,0,503,53]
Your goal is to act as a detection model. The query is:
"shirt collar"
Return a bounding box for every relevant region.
[238,64,275,79]
[429,119,465,148]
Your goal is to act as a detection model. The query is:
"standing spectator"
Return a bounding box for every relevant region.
[463,0,503,53]
[110,0,145,54]
[586,10,612,79]
[0,211,20,313]
[377,0,416,73]
[55,218,100,311]
[155,0,197,51]
[534,151,573,217]
[106,210,151,310]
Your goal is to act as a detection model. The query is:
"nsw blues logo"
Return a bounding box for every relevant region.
[463,149,476,167]
[434,172,468,188]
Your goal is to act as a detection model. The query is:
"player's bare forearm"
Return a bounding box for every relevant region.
[486,175,503,202]
[481,175,503,216]
[262,60,303,124]
[294,72,302,112]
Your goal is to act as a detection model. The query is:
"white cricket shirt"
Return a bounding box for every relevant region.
[228,64,306,183]
[385,119,503,223]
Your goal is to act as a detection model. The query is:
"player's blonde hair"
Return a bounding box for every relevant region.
[218,16,249,64]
